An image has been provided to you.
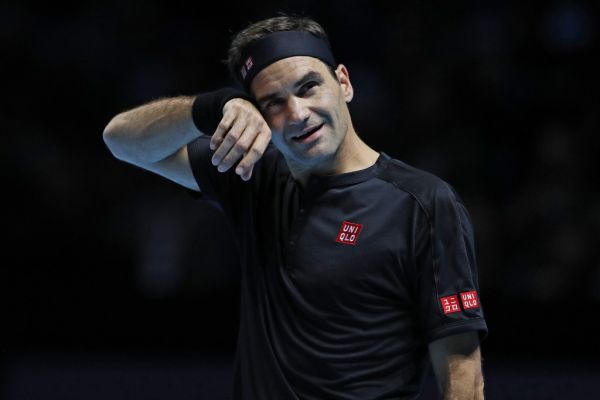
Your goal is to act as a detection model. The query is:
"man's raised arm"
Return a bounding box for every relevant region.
[102,89,271,190]
[103,96,201,190]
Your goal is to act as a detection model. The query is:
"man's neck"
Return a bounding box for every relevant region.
[288,132,380,188]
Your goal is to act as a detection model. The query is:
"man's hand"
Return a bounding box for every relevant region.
[209,98,271,181]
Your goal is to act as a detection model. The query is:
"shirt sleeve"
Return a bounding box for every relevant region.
[412,180,488,344]
[185,135,280,230]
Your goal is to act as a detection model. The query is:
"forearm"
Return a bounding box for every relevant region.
[103,96,200,165]
[440,352,484,399]
[429,332,485,400]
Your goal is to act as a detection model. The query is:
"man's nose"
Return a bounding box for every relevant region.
[286,96,310,125]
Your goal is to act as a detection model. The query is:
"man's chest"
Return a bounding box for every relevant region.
[267,187,416,307]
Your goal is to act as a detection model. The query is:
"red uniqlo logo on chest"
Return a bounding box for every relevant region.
[440,295,461,315]
[336,221,363,245]
[460,291,480,310]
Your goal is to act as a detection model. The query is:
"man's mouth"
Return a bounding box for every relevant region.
[291,123,324,142]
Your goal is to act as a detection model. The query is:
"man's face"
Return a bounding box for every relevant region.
[250,56,353,168]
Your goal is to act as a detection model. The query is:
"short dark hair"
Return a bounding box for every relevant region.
[226,15,335,85]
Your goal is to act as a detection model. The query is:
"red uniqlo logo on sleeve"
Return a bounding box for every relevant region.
[336,221,363,245]
[460,291,480,310]
[440,295,461,315]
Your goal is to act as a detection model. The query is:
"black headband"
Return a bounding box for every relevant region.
[238,30,337,89]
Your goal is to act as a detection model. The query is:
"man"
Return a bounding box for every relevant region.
[103,15,487,400]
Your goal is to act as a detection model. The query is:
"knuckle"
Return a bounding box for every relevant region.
[228,104,241,114]
[233,98,246,107]
[228,129,241,140]
[259,133,271,144]
[233,142,247,153]
[223,134,237,146]
[217,121,230,131]
[260,124,271,134]
[249,147,262,157]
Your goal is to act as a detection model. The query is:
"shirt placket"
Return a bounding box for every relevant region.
[284,183,320,270]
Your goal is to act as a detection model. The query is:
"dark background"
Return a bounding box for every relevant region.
[3,0,599,398]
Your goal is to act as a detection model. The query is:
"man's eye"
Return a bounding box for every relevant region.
[299,81,318,96]
[265,98,284,110]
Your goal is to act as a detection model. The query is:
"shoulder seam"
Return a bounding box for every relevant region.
[381,178,432,220]
[376,158,442,220]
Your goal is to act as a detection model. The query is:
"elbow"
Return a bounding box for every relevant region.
[102,116,120,152]
[103,116,133,162]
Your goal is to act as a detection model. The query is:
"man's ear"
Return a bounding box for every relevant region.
[336,64,354,103]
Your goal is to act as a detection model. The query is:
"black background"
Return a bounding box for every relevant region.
[3,0,600,398]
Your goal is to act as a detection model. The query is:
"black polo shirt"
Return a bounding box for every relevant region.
[187,136,487,400]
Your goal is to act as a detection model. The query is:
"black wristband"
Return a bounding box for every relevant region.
[191,87,254,135]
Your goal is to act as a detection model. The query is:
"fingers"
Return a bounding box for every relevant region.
[211,120,246,171]
[210,98,249,152]
[241,164,254,181]
[209,99,271,180]
[210,113,235,153]
[215,124,254,172]
[234,129,271,180]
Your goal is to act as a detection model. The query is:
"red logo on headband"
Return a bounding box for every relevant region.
[241,56,254,80]
[245,56,254,71]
